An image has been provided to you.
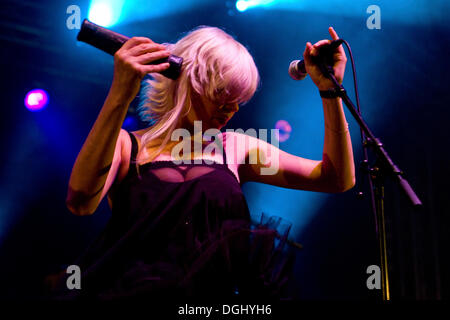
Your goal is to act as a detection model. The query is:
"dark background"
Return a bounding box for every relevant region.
[0,0,448,300]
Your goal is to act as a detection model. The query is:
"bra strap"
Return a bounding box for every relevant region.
[221,132,228,165]
[126,131,139,177]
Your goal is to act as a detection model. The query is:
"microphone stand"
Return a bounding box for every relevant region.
[316,60,423,301]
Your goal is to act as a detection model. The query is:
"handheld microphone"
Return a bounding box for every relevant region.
[288,39,344,81]
[76,19,183,80]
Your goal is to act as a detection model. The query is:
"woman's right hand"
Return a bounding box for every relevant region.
[110,37,171,104]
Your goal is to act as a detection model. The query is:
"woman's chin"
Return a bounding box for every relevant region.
[213,117,228,128]
[189,118,226,130]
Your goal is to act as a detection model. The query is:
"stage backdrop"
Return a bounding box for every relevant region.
[0,0,448,300]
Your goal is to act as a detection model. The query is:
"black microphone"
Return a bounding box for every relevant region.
[76,19,183,80]
[289,39,344,80]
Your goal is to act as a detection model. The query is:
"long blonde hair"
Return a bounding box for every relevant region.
[136,26,260,164]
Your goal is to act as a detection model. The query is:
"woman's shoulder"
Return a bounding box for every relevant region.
[128,128,155,150]
[130,128,150,141]
[221,130,259,152]
[128,129,246,144]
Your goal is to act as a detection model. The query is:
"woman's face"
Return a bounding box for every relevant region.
[186,92,240,130]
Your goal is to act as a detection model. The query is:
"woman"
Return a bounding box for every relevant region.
[59,26,354,300]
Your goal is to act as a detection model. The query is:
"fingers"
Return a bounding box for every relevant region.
[307,28,345,58]
[115,37,156,60]
[303,42,316,66]
[301,27,347,88]
[135,50,171,65]
[116,36,171,68]
[328,26,345,57]
[328,26,339,40]
[121,36,153,50]
[310,40,332,56]
[303,27,341,56]
[140,62,171,75]
[128,42,167,57]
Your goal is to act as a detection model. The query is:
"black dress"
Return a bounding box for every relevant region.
[52,131,295,301]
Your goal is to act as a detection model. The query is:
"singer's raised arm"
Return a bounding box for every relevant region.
[65,37,170,215]
[305,27,355,191]
[235,27,355,193]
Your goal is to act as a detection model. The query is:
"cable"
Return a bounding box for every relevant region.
[341,40,361,113]
[340,39,378,233]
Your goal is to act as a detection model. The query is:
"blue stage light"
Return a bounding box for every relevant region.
[24,89,49,111]
[234,0,450,26]
[235,0,276,12]
[88,0,124,27]
[123,115,138,130]
[236,0,249,12]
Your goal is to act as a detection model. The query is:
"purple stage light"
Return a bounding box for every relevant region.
[24,89,49,111]
[274,119,292,142]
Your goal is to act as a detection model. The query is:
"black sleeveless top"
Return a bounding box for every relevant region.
[53,131,294,301]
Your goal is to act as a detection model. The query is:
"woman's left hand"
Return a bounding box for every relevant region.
[303,27,347,91]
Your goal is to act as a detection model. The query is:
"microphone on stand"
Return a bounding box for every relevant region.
[288,39,344,80]
[76,19,183,80]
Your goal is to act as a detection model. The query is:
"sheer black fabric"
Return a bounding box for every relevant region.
[51,131,295,300]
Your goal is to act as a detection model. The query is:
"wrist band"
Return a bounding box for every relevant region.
[319,87,344,99]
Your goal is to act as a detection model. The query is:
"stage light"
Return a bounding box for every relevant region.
[123,115,138,130]
[24,89,49,111]
[88,0,124,27]
[235,0,275,12]
[274,119,292,142]
[236,0,249,12]
[233,0,449,26]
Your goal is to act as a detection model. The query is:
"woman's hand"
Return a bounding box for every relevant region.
[303,27,347,91]
[110,37,171,104]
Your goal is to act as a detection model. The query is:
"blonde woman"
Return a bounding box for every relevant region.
[59,26,354,300]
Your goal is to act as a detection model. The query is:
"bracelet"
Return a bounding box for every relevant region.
[325,122,349,134]
[319,87,344,99]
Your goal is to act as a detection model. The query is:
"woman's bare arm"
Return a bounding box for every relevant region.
[66,94,128,216]
[66,37,170,215]
[236,27,355,193]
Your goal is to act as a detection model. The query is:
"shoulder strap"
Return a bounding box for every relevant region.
[126,131,139,177]
[222,132,228,165]
[127,131,138,160]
